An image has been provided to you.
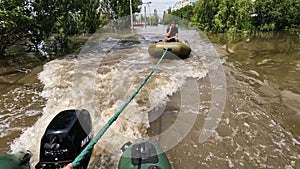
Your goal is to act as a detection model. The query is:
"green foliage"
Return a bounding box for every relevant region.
[161,14,190,30]
[1,0,141,55]
[164,5,197,28]
[191,0,253,33]
[0,0,102,55]
[191,0,220,31]
[0,0,34,54]
[162,14,175,25]
[30,0,103,50]
[171,5,194,21]
[101,0,142,21]
[162,12,190,27]
[150,9,159,26]
[252,0,300,31]
[190,0,300,33]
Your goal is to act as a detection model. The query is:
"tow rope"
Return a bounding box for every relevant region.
[72,48,169,167]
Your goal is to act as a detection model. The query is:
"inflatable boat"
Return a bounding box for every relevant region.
[148,40,191,59]
[118,140,172,169]
[0,150,31,169]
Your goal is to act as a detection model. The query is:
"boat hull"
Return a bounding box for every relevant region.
[148,41,191,59]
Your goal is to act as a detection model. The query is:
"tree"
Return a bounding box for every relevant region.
[150,9,159,25]
[192,0,253,32]
[171,5,194,21]
[191,0,300,32]
[191,0,221,31]
[212,0,253,32]
[102,0,142,20]
[0,0,34,55]
[162,6,178,25]
[0,0,106,55]
[253,0,300,30]
[30,0,103,49]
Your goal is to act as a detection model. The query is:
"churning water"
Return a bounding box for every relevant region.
[1,25,299,168]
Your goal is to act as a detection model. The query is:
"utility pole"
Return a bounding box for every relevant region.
[148,3,152,26]
[144,6,147,27]
[143,2,152,26]
[130,0,134,32]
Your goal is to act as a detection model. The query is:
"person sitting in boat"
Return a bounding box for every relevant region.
[165,22,178,42]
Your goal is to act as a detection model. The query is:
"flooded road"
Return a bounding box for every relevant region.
[0,26,299,168]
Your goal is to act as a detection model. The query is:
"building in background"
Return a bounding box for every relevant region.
[170,0,198,12]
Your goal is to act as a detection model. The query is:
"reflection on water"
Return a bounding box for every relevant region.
[0,28,299,169]
[217,31,300,137]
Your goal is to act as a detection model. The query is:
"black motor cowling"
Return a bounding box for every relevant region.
[35,109,93,169]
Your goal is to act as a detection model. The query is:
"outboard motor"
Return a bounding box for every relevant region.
[35,109,93,169]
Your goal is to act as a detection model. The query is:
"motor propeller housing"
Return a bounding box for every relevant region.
[35,109,93,169]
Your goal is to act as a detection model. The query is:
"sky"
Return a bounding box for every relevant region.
[141,0,178,18]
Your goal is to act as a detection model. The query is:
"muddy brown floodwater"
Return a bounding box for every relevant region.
[0,28,299,169]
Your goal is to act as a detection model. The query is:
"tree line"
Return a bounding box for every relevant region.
[2,0,299,56]
[164,0,300,33]
[0,0,142,56]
